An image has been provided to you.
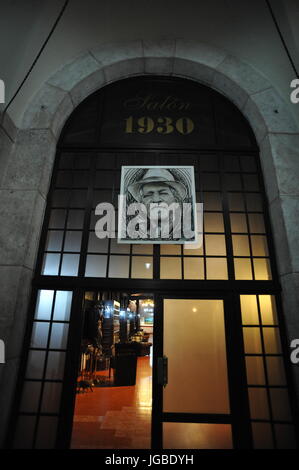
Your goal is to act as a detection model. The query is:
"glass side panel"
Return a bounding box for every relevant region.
[163,299,230,414]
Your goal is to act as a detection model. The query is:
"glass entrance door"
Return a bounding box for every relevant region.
[152,295,252,449]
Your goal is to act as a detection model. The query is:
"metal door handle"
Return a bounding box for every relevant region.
[157,355,168,387]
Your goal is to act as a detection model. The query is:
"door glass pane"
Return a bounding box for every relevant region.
[49,323,69,350]
[163,422,232,449]
[259,295,278,325]
[30,322,50,348]
[35,290,54,320]
[275,424,297,449]
[53,291,72,321]
[251,422,274,449]
[20,381,42,412]
[243,328,262,354]
[263,327,282,353]
[240,295,259,325]
[41,383,62,413]
[245,356,265,385]
[270,389,292,421]
[266,357,286,385]
[248,387,270,419]
[163,299,230,414]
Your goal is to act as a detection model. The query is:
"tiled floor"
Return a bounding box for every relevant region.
[71,355,152,449]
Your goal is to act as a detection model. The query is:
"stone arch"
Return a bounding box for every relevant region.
[19,39,299,286]
[1,39,299,446]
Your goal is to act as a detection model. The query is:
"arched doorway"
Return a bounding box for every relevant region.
[8,76,298,449]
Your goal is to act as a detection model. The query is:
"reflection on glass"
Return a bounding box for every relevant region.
[160,257,182,279]
[163,422,232,449]
[35,290,54,320]
[163,299,230,414]
[183,257,204,279]
[85,255,107,277]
